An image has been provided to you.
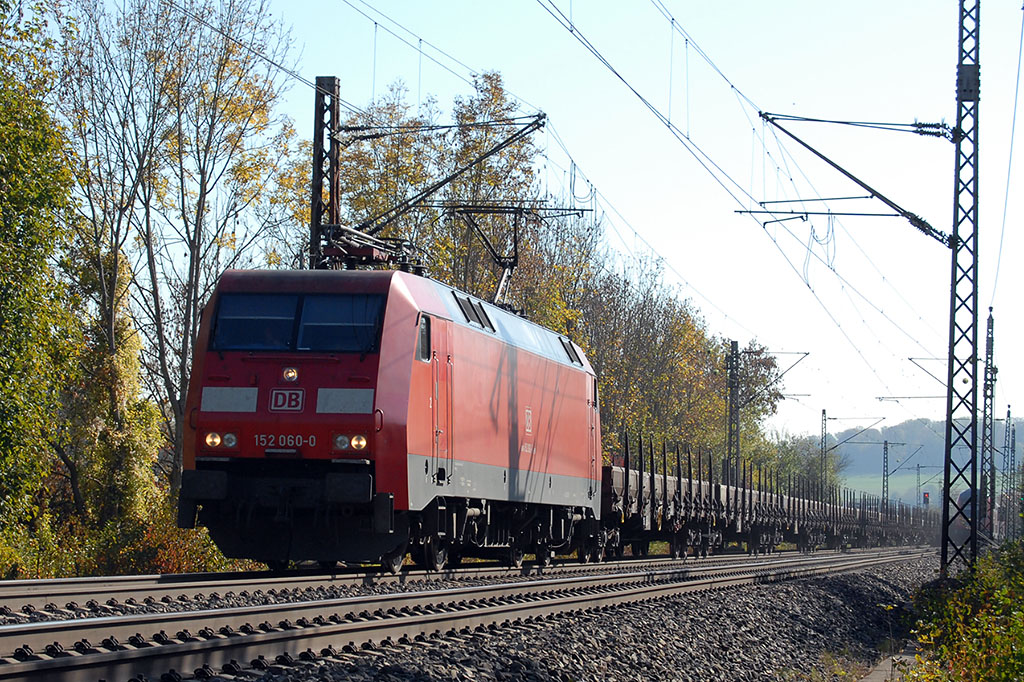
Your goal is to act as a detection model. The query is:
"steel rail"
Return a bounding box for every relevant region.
[0,549,814,617]
[0,549,931,682]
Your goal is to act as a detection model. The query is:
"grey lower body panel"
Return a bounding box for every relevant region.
[406,453,600,519]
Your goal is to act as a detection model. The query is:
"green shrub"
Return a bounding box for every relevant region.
[0,492,254,578]
[907,540,1024,681]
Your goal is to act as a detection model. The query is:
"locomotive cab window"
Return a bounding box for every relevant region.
[297,294,385,352]
[211,294,298,351]
[211,293,385,353]
[417,315,431,362]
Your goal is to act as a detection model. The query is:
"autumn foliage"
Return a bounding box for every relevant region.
[0,0,790,577]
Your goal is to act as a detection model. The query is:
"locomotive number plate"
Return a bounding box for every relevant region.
[255,434,317,448]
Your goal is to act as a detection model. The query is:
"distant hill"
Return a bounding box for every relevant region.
[833,417,1022,505]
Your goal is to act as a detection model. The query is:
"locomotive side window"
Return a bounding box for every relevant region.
[453,293,481,327]
[297,294,385,352]
[559,337,583,366]
[472,300,495,332]
[453,292,495,333]
[211,294,298,350]
[417,315,431,362]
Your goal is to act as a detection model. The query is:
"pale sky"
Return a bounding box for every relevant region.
[271,1,1023,440]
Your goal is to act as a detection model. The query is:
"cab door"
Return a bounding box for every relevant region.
[588,376,599,499]
[431,319,453,486]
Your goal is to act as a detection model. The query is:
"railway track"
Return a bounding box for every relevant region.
[0,548,826,623]
[0,548,931,682]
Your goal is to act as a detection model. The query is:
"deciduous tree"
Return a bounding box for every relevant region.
[0,0,75,534]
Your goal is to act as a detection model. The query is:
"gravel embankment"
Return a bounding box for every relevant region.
[247,557,938,682]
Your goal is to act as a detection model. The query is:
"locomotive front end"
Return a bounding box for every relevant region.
[178,270,406,566]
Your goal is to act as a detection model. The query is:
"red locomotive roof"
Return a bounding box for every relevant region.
[214,269,594,375]
[217,268,397,295]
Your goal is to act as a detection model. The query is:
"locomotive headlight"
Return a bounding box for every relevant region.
[351,435,367,450]
[333,434,350,450]
[205,432,222,448]
[282,367,299,382]
[222,432,238,448]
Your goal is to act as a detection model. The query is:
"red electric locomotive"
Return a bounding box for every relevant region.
[178,269,602,571]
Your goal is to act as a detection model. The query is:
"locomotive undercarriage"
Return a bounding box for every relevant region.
[179,459,406,566]
[408,497,602,571]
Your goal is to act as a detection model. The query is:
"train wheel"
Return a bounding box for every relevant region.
[424,536,448,571]
[576,538,594,564]
[669,537,682,560]
[508,545,525,569]
[536,542,553,567]
[381,541,407,575]
[631,541,649,557]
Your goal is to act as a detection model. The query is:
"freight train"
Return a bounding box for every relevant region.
[178,269,938,571]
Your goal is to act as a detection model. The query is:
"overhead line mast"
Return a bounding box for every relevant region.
[980,309,996,538]
[941,0,981,578]
[1000,405,1012,538]
[309,75,549,272]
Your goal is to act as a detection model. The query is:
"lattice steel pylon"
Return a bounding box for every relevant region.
[1012,427,1019,539]
[820,409,827,500]
[1000,405,1012,538]
[726,340,740,487]
[310,76,342,269]
[980,309,996,537]
[883,441,890,518]
[941,0,981,578]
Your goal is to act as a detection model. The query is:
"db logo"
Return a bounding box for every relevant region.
[269,388,304,412]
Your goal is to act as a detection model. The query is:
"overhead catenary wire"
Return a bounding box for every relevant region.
[536,0,950,431]
[544,125,759,337]
[342,0,939,377]
[757,121,945,349]
[161,0,367,116]
[333,0,759,336]
[991,3,1024,307]
[170,0,951,434]
[644,2,948,348]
